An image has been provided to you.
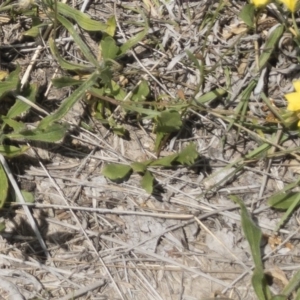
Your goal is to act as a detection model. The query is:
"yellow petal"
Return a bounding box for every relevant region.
[280,0,298,12]
[0,70,8,81]
[285,92,300,111]
[293,80,300,93]
[251,0,270,7]
[297,119,300,127]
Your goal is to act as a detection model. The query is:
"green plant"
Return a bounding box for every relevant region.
[102,143,199,194]
[231,195,300,300]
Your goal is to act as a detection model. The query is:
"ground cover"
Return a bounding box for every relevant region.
[0,0,300,299]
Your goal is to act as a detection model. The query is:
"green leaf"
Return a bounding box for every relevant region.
[0,145,29,158]
[98,66,113,84]
[49,38,93,72]
[239,4,255,28]
[231,195,272,300]
[21,190,34,203]
[100,35,120,60]
[156,110,182,133]
[295,287,300,299]
[56,2,107,32]
[281,269,300,298]
[270,296,286,300]
[176,143,199,165]
[89,87,161,117]
[141,170,154,194]
[150,153,178,167]
[230,195,262,267]
[2,117,26,132]
[6,123,68,142]
[112,125,128,137]
[267,191,300,210]
[252,268,272,300]
[120,22,149,55]
[106,16,117,37]
[276,193,300,231]
[56,14,99,66]
[259,24,284,70]
[102,164,132,180]
[6,83,37,119]
[154,131,165,152]
[0,222,5,232]
[0,65,20,99]
[38,71,99,129]
[0,163,8,208]
[23,21,47,37]
[109,81,127,100]
[131,80,150,102]
[194,88,227,105]
[23,26,40,37]
[52,77,83,88]
[131,162,147,173]
[186,50,202,70]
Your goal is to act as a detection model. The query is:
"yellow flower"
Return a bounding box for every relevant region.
[251,0,270,8]
[285,81,300,111]
[279,0,298,12]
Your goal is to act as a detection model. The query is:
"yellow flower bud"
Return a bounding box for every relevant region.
[285,81,300,111]
[251,0,270,8]
[279,0,298,12]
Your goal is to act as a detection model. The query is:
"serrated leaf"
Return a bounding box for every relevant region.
[176,143,199,165]
[259,24,284,70]
[109,81,127,100]
[150,153,178,167]
[0,163,8,208]
[267,191,300,210]
[239,4,255,28]
[141,170,154,194]
[0,145,30,158]
[102,163,132,180]
[156,110,182,133]
[131,80,150,102]
[100,36,120,60]
[6,123,68,142]
[131,162,147,173]
[57,2,107,32]
[38,71,99,129]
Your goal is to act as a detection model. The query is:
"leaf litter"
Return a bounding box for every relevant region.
[0,0,300,299]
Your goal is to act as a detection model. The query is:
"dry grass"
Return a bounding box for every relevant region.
[0,0,300,299]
